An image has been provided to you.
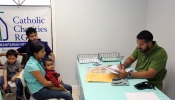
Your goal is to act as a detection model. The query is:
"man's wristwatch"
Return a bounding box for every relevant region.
[123,63,128,68]
[127,70,133,78]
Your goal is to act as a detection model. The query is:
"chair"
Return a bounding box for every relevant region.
[0,88,2,100]
[162,69,167,81]
[19,70,59,100]
[161,69,167,91]
[8,81,16,88]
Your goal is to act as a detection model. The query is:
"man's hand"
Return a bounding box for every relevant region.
[3,83,8,90]
[117,69,128,79]
[117,64,125,70]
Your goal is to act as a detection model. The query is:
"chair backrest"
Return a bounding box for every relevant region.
[19,70,26,87]
[19,70,32,100]
[163,69,167,81]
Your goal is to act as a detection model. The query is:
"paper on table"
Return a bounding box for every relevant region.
[104,65,132,74]
[125,92,159,100]
[104,66,119,74]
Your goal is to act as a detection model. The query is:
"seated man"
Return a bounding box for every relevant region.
[117,30,168,90]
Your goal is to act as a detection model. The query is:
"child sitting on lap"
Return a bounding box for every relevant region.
[44,58,68,92]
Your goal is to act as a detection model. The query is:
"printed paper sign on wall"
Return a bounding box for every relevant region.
[0,6,52,52]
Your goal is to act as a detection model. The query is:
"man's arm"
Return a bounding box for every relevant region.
[123,56,136,68]
[0,50,21,57]
[0,53,6,56]
[130,68,157,79]
[131,50,167,79]
[43,42,55,61]
[119,51,167,79]
[118,68,157,79]
[0,43,26,57]
[49,52,55,61]
[118,56,136,69]
[118,47,138,69]
[16,45,26,54]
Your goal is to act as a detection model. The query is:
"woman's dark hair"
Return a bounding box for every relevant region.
[137,30,153,42]
[30,41,45,56]
[6,49,18,58]
[23,41,45,68]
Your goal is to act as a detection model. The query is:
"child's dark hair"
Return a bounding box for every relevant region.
[43,58,53,66]
[26,27,37,37]
[30,41,45,56]
[6,49,18,58]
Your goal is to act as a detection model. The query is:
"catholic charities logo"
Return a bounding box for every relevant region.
[0,17,9,41]
[0,12,26,48]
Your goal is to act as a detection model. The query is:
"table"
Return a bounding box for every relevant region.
[76,61,171,100]
[0,91,2,100]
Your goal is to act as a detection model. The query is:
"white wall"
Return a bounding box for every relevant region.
[54,0,147,85]
[146,0,175,99]
[0,0,50,5]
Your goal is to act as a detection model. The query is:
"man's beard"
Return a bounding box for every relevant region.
[140,46,149,53]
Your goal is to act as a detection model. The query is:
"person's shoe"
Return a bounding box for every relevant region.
[16,96,22,100]
[5,90,13,97]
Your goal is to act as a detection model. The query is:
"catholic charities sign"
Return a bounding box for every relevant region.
[0,6,52,52]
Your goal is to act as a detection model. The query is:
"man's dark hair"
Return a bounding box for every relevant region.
[26,27,37,37]
[43,58,53,66]
[30,41,45,56]
[137,30,153,42]
[6,49,18,58]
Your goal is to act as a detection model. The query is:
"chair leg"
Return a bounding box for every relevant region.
[23,87,31,100]
[160,81,163,92]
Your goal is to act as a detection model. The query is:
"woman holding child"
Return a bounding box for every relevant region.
[23,41,73,100]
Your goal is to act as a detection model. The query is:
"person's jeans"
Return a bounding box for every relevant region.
[0,73,23,99]
[63,83,72,94]
[33,84,73,100]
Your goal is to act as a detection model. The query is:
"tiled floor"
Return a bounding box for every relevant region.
[2,86,79,100]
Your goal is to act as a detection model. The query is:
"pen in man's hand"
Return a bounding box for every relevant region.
[120,62,122,69]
